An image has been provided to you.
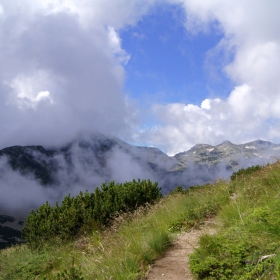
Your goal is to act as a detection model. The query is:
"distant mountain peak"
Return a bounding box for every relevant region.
[219,140,234,146]
[250,139,272,146]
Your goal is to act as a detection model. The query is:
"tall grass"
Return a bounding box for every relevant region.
[5,159,278,280]
[190,161,280,279]
[0,180,231,279]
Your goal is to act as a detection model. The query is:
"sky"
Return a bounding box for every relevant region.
[0,0,280,155]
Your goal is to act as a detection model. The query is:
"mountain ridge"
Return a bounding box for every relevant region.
[1,135,280,189]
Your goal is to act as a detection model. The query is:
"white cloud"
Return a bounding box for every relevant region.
[108,26,131,65]
[1,0,280,157]
[136,0,280,155]
[8,71,54,109]
[0,156,56,214]
[32,0,158,29]
[0,0,158,148]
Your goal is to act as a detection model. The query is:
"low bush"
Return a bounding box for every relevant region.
[22,179,162,249]
[230,165,262,181]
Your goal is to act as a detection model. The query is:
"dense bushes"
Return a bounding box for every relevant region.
[230,165,262,181]
[22,179,162,248]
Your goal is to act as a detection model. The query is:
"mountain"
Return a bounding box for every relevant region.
[175,139,280,170]
[1,134,280,249]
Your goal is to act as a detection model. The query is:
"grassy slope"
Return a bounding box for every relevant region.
[190,161,280,279]
[1,161,280,279]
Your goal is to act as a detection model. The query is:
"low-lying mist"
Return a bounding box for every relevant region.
[0,134,279,217]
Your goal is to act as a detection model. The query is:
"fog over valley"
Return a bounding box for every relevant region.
[1,133,279,217]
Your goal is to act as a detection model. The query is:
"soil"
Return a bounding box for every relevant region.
[144,220,217,280]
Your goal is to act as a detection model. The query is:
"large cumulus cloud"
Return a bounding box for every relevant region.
[1,0,280,156]
[138,0,280,155]
[0,0,159,149]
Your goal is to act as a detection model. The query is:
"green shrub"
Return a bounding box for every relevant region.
[190,234,250,279]
[230,165,262,181]
[22,179,162,249]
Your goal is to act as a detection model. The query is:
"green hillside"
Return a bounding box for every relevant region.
[1,161,280,279]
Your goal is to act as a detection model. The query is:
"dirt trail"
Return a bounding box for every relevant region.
[144,220,216,280]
